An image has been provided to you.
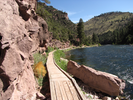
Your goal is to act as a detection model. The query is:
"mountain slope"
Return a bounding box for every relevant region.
[98,17,133,44]
[84,12,133,36]
[36,2,77,44]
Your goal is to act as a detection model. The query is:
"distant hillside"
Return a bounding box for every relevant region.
[84,12,133,36]
[36,2,77,44]
[98,17,133,44]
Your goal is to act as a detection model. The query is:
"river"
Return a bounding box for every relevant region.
[65,45,133,99]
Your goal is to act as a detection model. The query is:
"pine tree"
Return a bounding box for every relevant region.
[92,33,99,44]
[77,18,85,45]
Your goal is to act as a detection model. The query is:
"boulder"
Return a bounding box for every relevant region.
[67,60,125,96]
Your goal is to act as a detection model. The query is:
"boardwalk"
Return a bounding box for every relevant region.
[46,51,86,100]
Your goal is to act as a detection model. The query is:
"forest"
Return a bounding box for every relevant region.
[98,17,133,44]
[84,12,133,45]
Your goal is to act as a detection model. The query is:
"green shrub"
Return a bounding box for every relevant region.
[33,52,47,65]
[33,52,47,86]
[98,43,101,46]
[54,50,68,71]
[46,46,54,54]
[38,76,44,86]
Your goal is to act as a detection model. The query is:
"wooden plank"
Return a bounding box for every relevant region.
[59,81,69,100]
[54,81,62,100]
[51,74,67,79]
[67,81,79,100]
[71,78,85,100]
[63,81,74,100]
[50,81,57,100]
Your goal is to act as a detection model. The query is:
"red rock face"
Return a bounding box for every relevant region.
[0,0,48,99]
[47,39,70,49]
[67,60,125,96]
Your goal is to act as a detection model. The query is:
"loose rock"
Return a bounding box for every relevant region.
[67,60,125,96]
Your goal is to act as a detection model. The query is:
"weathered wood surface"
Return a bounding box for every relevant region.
[46,51,85,100]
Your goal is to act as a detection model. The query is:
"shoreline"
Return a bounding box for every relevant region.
[41,44,128,99]
[58,58,121,100]
[60,45,127,100]
[62,44,99,52]
[59,57,121,100]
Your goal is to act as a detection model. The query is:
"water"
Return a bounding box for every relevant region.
[65,45,133,99]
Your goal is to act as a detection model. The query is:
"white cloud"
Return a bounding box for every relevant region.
[71,15,94,23]
[83,15,94,22]
[72,20,79,23]
[66,11,77,16]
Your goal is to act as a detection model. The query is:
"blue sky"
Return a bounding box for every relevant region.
[47,0,133,23]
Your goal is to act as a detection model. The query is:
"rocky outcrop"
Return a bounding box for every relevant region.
[0,0,48,99]
[62,13,69,20]
[47,38,70,49]
[67,60,125,96]
[53,13,69,20]
[46,4,68,20]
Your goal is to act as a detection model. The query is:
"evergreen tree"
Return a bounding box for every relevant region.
[92,33,99,44]
[77,18,85,45]
[84,36,92,45]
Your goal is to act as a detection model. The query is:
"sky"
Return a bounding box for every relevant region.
[46,0,133,23]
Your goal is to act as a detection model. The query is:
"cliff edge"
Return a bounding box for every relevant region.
[0,0,49,99]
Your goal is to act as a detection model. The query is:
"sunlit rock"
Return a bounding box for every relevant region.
[67,60,125,96]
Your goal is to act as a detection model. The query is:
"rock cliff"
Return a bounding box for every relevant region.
[0,0,49,99]
[67,60,125,97]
